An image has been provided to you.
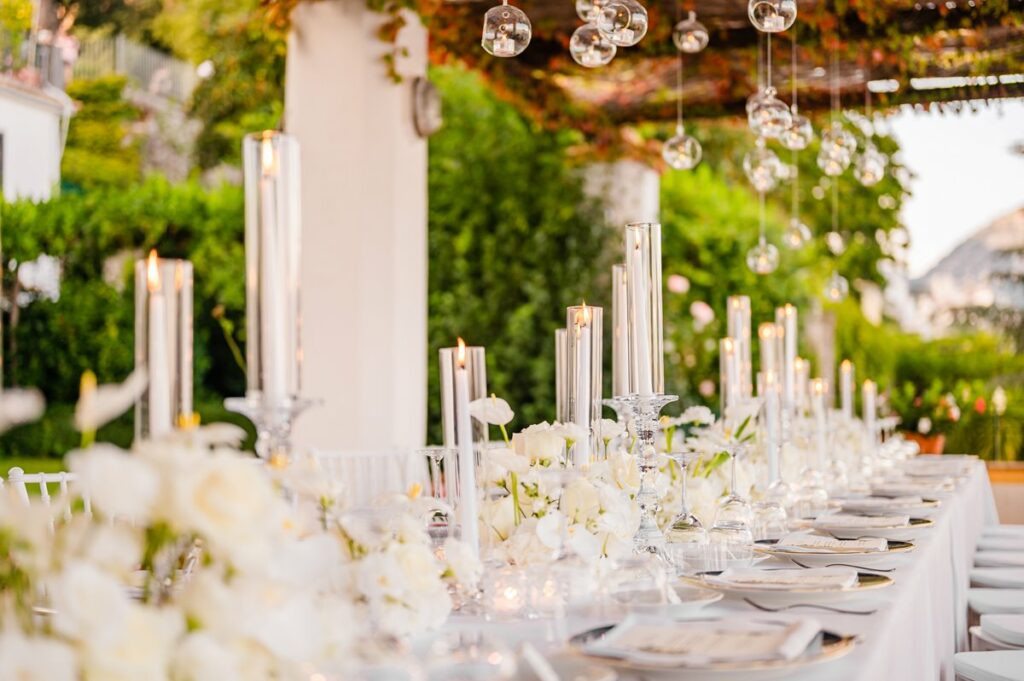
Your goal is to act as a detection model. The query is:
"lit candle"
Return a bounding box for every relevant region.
[259,134,288,407]
[839,360,855,420]
[810,378,828,471]
[775,305,797,411]
[763,371,781,483]
[862,379,877,455]
[719,337,740,422]
[793,357,808,416]
[555,328,568,423]
[727,296,752,398]
[573,304,592,468]
[758,322,780,377]
[627,231,653,396]
[611,264,630,397]
[146,251,172,438]
[454,338,480,560]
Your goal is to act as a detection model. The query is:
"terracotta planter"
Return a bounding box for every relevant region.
[903,431,946,454]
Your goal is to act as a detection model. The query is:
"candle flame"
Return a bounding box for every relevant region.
[758,323,775,339]
[841,359,852,372]
[784,303,795,316]
[456,337,466,368]
[723,337,735,352]
[260,132,277,175]
[863,379,876,391]
[575,302,591,326]
[146,250,161,292]
[811,378,827,395]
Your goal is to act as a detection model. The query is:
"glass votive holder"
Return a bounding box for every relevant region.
[482,566,529,621]
[525,566,567,619]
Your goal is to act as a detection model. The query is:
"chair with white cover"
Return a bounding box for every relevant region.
[972,569,1024,589]
[979,537,1024,552]
[985,526,1024,540]
[970,590,1024,616]
[976,553,1024,569]
[5,467,90,520]
[954,651,1024,681]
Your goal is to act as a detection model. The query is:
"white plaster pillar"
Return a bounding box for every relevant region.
[582,160,660,227]
[285,1,427,450]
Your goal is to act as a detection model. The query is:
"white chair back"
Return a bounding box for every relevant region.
[5,467,91,520]
[312,450,430,510]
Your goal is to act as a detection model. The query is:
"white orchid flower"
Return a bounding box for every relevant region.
[600,418,625,443]
[0,388,45,434]
[468,395,514,426]
[680,405,715,426]
[74,369,148,436]
[551,421,588,444]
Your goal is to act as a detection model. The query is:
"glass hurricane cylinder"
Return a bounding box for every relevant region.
[775,304,797,413]
[624,223,664,396]
[566,305,603,467]
[555,328,569,423]
[226,131,313,463]
[611,263,630,398]
[134,254,193,441]
[440,345,489,449]
[757,322,781,378]
[839,360,855,420]
[726,296,753,398]
[719,337,741,426]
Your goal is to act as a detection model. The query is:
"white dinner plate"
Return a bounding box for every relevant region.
[753,538,915,567]
[569,623,858,680]
[610,583,724,617]
[515,655,618,681]
[840,496,941,517]
[813,517,935,542]
[691,570,893,604]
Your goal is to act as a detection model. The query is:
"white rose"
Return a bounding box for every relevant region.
[512,423,565,464]
[566,525,602,561]
[609,452,641,492]
[50,563,133,647]
[442,537,483,586]
[0,630,76,681]
[78,523,143,578]
[681,406,715,426]
[80,603,182,681]
[503,520,558,565]
[68,444,159,521]
[171,632,241,681]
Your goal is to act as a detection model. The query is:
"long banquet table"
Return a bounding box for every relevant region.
[448,458,1000,680]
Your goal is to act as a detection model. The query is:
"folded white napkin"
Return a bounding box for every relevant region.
[776,532,888,554]
[714,566,858,590]
[584,614,822,667]
[814,513,910,529]
[841,496,923,513]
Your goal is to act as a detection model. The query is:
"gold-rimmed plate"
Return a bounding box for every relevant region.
[689,570,893,604]
[753,538,915,566]
[813,516,935,541]
[841,496,941,516]
[569,624,858,679]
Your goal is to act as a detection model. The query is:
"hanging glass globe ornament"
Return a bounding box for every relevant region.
[673,11,709,53]
[780,112,813,150]
[821,122,857,157]
[743,141,783,192]
[747,239,780,275]
[576,0,606,22]
[748,0,797,32]
[854,145,887,187]
[481,3,532,58]
[748,87,793,139]
[783,218,812,249]
[596,0,648,47]
[824,271,850,301]
[570,23,617,67]
[663,125,702,170]
[817,147,851,176]
[826,231,846,255]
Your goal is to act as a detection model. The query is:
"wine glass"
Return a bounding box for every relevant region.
[716,443,753,526]
[418,446,457,546]
[664,448,706,544]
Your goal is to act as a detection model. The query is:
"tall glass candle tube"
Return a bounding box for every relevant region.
[727,296,752,399]
[793,357,809,416]
[440,344,488,449]
[134,251,194,441]
[761,370,781,483]
[625,224,664,396]
[241,131,302,409]
[555,328,568,423]
[758,322,781,379]
[566,304,603,467]
[810,378,828,471]
[611,264,630,398]
[453,339,480,560]
[775,305,797,411]
[839,360,855,420]
[862,379,877,454]
[719,337,740,427]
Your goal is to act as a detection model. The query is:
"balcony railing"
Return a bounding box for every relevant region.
[73,34,197,102]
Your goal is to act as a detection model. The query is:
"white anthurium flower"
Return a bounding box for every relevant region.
[442,536,483,586]
[481,495,517,542]
[67,444,160,522]
[567,525,602,561]
[0,630,77,681]
[608,452,641,493]
[74,369,148,434]
[483,446,530,479]
[600,418,625,442]
[551,421,588,444]
[469,395,515,426]
[80,602,183,681]
[560,478,601,524]
[681,405,715,426]
[0,388,45,434]
[512,422,565,465]
[535,510,566,550]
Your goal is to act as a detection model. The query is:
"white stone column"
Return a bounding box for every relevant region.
[285,1,427,450]
[583,160,660,226]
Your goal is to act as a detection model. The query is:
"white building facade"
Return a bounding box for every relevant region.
[0,78,72,202]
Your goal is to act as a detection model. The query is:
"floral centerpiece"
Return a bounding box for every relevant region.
[889,379,962,453]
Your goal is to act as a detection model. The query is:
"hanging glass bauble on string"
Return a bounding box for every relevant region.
[663,125,702,170]
[743,141,782,192]
[817,147,850,176]
[576,0,606,22]
[596,0,648,47]
[783,218,812,249]
[780,112,813,150]
[820,122,857,158]
[825,231,846,255]
[748,0,797,33]
[570,23,617,67]
[854,145,887,186]
[673,11,709,53]
[481,3,532,57]
[748,87,792,139]
[824,271,849,301]
[747,240,780,274]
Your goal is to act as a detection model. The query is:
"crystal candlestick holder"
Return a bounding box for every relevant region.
[620,393,677,559]
[225,395,318,466]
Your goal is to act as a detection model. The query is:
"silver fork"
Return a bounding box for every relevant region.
[789,557,896,573]
[743,598,877,616]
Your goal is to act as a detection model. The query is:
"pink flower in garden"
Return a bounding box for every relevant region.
[699,380,715,397]
[667,274,690,294]
[690,301,714,330]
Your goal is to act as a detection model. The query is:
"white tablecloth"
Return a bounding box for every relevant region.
[449,459,999,680]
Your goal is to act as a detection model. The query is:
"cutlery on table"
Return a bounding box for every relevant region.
[788,558,896,573]
[743,598,877,616]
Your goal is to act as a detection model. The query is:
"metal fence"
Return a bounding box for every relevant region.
[73,34,197,102]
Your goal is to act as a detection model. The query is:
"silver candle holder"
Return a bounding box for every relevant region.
[226,131,316,464]
[134,251,194,441]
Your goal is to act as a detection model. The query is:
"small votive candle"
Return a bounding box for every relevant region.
[483,567,529,621]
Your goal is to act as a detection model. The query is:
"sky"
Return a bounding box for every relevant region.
[888,98,1024,278]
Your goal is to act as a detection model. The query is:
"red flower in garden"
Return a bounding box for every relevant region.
[975,397,987,415]
[913,397,922,407]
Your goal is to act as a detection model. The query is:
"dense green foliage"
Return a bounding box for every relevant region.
[61,76,143,190]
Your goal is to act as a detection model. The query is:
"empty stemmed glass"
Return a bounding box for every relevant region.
[716,442,753,525]
[664,447,706,542]
[418,446,458,547]
[707,442,754,569]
